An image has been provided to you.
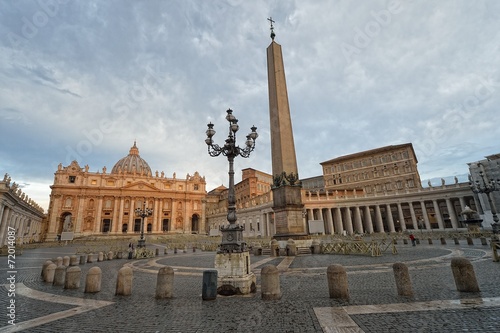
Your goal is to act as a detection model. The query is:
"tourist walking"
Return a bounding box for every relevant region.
[409,234,416,246]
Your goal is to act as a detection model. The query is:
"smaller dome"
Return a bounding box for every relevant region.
[111,142,152,176]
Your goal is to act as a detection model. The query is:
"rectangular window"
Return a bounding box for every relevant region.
[69,176,76,183]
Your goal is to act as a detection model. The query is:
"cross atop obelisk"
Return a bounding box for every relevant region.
[267,17,276,40]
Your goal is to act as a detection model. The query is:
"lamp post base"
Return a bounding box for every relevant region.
[214,251,256,295]
[137,238,146,248]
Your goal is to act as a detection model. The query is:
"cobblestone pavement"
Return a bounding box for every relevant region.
[1,241,500,332]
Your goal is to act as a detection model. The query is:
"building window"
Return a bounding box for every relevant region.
[194,184,199,191]
[69,176,76,183]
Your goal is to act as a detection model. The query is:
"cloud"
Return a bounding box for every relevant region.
[1,0,499,211]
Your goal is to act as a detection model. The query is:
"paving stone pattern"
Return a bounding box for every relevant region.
[1,243,499,332]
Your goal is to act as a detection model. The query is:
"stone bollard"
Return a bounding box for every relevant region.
[327,265,349,300]
[428,238,433,245]
[393,238,398,245]
[117,251,123,259]
[79,255,87,265]
[416,239,420,245]
[98,252,104,262]
[116,267,133,296]
[155,266,174,299]
[164,248,168,255]
[286,239,297,256]
[261,265,281,300]
[311,239,321,254]
[454,238,460,245]
[174,247,177,254]
[44,263,57,283]
[53,265,66,286]
[440,238,447,245]
[41,260,54,277]
[64,266,81,289]
[451,257,480,292]
[156,248,160,256]
[87,254,95,263]
[480,237,487,246]
[270,239,279,257]
[107,251,113,260]
[69,255,78,266]
[56,257,63,266]
[183,246,187,253]
[403,239,408,245]
[202,270,218,301]
[392,262,413,297]
[63,256,70,267]
[85,267,102,293]
[466,237,474,246]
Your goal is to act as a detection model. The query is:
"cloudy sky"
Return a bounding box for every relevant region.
[1,0,499,211]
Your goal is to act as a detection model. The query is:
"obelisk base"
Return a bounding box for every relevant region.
[214,251,256,295]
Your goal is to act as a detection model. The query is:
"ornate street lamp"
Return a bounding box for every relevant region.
[135,201,153,248]
[205,108,258,252]
[469,169,500,238]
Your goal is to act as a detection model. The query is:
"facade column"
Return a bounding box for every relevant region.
[409,202,418,230]
[326,208,334,235]
[94,196,103,233]
[386,204,395,233]
[75,196,85,235]
[118,198,125,233]
[334,207,343,235]
[374,205,384,232]
[201,199,207,235]
[353,206,363,234]
[420,201,431,230]
[364,206,374,234]
[432,200,444,230]
[111,197,120,233]
[344,207,354,235]
[153,198,160,233]
[49,195,61,235]
[397,203,406,232]
[459,197,467,212]
[128,198,134,233]
[446,198,459,229]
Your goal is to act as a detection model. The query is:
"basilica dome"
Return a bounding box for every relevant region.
[111,142,152,176]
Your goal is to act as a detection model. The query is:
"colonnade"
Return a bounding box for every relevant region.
[0,201,45,246]
[304,195,476,235]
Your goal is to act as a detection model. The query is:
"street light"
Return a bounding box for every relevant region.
[469,169,500,238]
[205,108,258,253]
[135,201,153,248]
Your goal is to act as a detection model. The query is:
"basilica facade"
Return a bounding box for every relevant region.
[45,142,207,241]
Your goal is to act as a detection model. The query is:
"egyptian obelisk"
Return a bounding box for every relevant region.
[267,18,307,239]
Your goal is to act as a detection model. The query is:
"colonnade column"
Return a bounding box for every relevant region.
[432,200,444,230]
[459,197,467,212]
[325,208,334,235]
[420,201,431,230]
[409,202,418,230]
[364,206,374,234]
[353,207,363,234]
[0,207,12,247]
[334,208,343,235]
[374,205,384,232]
[397,203,406,232]
[386,204,395,233]
[446,199,459,229]
[344,207,354,235]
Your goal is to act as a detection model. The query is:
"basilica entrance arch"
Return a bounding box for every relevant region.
[191,214,200,234]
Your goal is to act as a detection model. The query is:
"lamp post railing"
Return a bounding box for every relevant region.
[205,108,258,253]
[135,202,153,248]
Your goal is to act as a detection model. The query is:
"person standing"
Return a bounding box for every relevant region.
[409,234,416,246]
